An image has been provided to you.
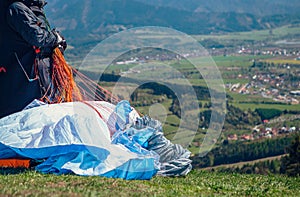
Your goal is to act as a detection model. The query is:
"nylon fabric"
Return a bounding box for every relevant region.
[129,116,193,176]
[0,101,159,180]
[0,100,192,179]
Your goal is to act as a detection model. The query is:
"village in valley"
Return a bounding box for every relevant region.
[227,121,298,142]
[223,47,300,142]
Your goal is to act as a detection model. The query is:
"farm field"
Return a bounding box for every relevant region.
[194,25,300,42]
[97,51,300,155]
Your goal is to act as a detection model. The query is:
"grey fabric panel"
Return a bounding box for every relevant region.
[132,116,192,176]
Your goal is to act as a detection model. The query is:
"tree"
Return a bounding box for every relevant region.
[280,135,300,176]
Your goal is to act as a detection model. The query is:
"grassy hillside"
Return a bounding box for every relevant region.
[0,170,299,196]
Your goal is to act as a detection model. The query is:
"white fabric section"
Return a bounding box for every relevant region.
[0,102,141,174]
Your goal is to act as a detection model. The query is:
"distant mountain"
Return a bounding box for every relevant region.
[134,0,300,16]
[44,0,300,55]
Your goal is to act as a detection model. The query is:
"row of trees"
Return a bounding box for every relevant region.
[210,134,300,176]
[217,159,282,175]
[280,134,300,176]
[198,104,261,130]
[192,135,295,168]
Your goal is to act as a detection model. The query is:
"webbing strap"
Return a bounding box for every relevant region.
[0,159,31,168]
[14,52,38,82]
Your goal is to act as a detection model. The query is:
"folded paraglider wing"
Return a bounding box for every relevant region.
[0,100,191,179]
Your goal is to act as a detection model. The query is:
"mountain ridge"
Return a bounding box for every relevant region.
[134,0,300,16]
[44,0,300,48]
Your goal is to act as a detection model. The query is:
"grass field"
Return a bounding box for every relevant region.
[233,103,300,111]
[265,59,300,65]
[194,25,300,42]
[0,170,299,196]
